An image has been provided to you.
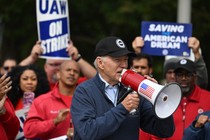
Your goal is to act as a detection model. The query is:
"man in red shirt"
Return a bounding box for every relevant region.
[23,60,80,139]
[132,36,210,140]
[143,58,210,140]
[165,58,210,140]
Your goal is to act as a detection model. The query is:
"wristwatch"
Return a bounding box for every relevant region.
[75,54,82,62]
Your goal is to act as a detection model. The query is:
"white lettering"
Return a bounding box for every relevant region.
[148,24,184,33]
[49,21,62,37]
[150,41,180,49]
[144,35,188,43]
[41,34,68,54]
[148,24,156,32]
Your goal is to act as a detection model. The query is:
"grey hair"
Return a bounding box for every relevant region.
[94,56,107,70]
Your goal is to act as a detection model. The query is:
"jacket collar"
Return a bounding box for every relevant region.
[187,85,200,102]
[94,73,128,103]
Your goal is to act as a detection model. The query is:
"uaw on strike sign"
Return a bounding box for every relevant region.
[141,21,192,57]
[36,0,70,59]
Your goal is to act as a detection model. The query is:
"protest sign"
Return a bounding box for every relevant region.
[15,109,27,140]
[141,21,192,56]
[15,108,68,140]
[36,0,70,59]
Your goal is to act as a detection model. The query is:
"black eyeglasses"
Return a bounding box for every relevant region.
[3,66,15,71]
[175,72,195,79]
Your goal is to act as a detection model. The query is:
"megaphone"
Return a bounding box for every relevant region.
[119,69,182,119]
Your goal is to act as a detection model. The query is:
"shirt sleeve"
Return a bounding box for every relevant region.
[195,56,208,89]
[23,99,56,139]
[0,97,20,140]
[183,120,205,140]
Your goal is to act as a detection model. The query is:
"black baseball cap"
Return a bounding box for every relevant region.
[94,36,134,57]
[174,58,196,73]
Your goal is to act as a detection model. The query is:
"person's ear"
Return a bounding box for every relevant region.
[97,57,105,70]
[56,71,60,80]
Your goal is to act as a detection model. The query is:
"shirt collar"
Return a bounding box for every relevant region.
[187,85,200,102]
[98,73,120,88]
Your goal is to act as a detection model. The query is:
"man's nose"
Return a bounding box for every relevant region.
[120,61,128,68]
[171,73,175,78]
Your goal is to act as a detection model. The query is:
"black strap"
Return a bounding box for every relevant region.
[117,87,133,104]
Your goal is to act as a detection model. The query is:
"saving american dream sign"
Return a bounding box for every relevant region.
[141,21,192,57]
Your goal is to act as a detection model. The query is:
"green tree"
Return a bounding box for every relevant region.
[0,0,209,89]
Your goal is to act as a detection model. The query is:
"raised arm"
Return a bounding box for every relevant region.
[132,36,144,54]
[188,37,208,89]
[19,41,43,66]
[66,42,96,79]
[0,74,20,140]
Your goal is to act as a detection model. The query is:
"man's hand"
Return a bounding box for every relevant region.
[66,41,81,61]
[53,108,70,126]
[0,74,12,115]
[195,115,210,128]
[0,74,12,101]
[30,41,43,59]
[132,36,144,53]
[188,37,201,60]
[121,93,139,112]
[144,75,158,83]
[66,127,74,140]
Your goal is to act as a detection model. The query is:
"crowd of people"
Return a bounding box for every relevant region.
[0,35,209,140]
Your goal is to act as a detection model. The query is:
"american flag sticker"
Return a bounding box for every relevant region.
[139,83,154,99]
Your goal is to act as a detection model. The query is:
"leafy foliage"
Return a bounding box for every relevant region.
[0,0,210,89]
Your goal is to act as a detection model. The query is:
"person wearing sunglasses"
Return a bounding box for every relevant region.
[0,58,17,75]
[148,59,210,140]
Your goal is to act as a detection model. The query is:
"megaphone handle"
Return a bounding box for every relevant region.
[129,91,137,115]
[117,88,133,104]
[130,109,137,114]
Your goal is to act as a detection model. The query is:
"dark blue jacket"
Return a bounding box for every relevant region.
[71,74,175,140]
[183,111,210,140]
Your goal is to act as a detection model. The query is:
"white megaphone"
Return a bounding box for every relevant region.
[119,69,182,119]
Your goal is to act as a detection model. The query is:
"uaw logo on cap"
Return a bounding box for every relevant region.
[180,59,187,65]
[116,39,125,48]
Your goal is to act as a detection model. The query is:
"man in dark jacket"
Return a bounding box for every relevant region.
[183,111,210,140]
[71,36,175,140]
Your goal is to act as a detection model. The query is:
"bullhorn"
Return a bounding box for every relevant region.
[119,69,182,119]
